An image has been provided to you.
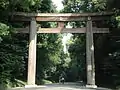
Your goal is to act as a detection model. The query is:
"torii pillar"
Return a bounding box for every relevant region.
[86,17,97,88]
[26,18,37,87]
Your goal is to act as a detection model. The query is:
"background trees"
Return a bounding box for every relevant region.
[0,0,64,87]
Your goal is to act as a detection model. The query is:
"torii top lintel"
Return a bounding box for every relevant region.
[11,12,113,22]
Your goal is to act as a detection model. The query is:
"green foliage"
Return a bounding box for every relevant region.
[62,0,120,13]
[0,33,27,87]
[0,0,56,13]
[0,23,9,36]
[0,23,10,42]
[68,34,86,82]
[36,79,52,85]
[0,0,60,88]
[36,33,64,83]
[5,79,26,88]
[42,79,52,84]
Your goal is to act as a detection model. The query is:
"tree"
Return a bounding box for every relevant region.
[36,33,63,84]
[0,0,63,87]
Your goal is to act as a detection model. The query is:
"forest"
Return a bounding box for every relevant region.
[0,0,120,89]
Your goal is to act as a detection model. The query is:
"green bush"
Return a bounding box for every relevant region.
[2,79,26,88]
[36,79,52,85]
[42,79,52,84]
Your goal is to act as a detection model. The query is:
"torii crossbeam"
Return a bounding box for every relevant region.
[10,12,113,88]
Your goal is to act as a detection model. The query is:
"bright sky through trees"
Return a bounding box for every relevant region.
[52,0,72,53]
[52,0,63,10]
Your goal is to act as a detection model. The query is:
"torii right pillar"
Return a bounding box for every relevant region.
[86,17,97,88]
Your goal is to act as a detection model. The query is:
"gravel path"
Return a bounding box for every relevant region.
[9,82,112,90]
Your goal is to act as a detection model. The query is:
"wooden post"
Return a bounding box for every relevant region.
[86,17,96,88]
[27,18,37,85]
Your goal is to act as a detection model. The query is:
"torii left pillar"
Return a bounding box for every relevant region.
[26,18,37,87]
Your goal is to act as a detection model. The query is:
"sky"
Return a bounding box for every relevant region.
[52,0,64,11]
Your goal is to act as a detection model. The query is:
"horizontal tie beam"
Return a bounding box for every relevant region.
[15,27,109,33]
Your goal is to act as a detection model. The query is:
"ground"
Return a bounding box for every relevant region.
[9,82,112,90]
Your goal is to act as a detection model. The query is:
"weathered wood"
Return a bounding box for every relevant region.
[86,18,95,85]
[58,22,64,28]
[10,12,113,21]
[36,16,110,22]
[86,20,92,85]
[15,27,109,33]
[90,22,96,85]
[12,16,110,22]
[11,12,113,17]
[27,18,37,85]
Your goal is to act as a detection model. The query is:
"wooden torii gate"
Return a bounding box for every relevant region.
[10,12,112,88]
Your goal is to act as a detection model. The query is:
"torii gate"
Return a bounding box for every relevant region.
[10,12,112,88]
